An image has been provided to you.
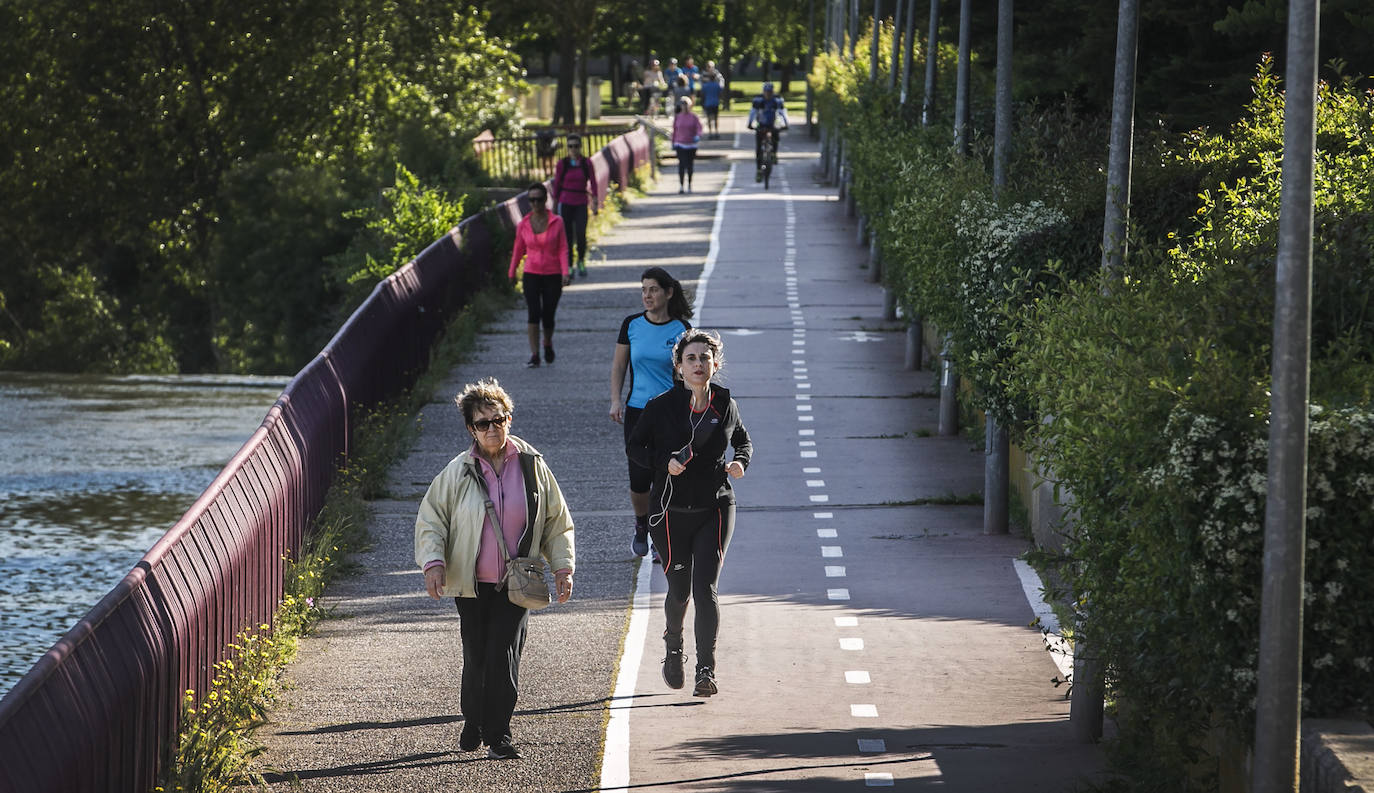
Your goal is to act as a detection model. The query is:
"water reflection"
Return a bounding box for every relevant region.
[0,371,287,697]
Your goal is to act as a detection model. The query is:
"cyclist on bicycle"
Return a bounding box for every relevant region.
[747,83,788,182]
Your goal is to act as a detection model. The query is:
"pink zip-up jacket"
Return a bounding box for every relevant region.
[672,111,702,148]
[508,212,569,279]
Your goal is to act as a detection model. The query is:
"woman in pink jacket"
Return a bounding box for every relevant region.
[508,182,570,368]
[672,97,703,194]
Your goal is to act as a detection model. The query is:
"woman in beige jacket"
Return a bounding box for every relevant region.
[415,377,575,760]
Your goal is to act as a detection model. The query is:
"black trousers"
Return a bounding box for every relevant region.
[559,202,589,265]
[455,583,529,745]
[522,272,563,329]
[674,146,697,183]
[650,502,736,670]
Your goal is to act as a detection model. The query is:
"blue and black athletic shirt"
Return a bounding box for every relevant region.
[618,312,692,409]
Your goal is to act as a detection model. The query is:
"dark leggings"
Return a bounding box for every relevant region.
[754,127,779,169]
[650,502,736,670]
[675,146,697,183]
[455,584,529,746]
[559,203,589,264]
[522,272,563,329]
[623,407,652,493]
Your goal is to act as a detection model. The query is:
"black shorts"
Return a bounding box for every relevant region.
[704,104,719,121]
[623,406,652,493]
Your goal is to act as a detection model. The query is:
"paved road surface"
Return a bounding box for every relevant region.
[255,117,1104,792]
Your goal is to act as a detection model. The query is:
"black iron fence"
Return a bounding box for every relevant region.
[474,125,638,184]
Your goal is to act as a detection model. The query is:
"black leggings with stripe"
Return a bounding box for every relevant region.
[650,502,736,670]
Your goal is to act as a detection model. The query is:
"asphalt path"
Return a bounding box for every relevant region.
[255,116,1104,792]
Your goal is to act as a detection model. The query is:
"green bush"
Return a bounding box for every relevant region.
[818,39,1374,790]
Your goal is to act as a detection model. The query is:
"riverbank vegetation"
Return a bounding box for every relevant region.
[0,3,523,374]
[812,10,1373,791]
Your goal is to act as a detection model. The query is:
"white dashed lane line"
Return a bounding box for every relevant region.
[781,171,897,787]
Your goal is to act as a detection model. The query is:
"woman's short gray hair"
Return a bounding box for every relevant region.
[455,377,514,426]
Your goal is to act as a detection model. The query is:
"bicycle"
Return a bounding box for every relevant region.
[754,124,784,190]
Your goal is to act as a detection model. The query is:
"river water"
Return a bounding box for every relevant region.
[0,371,288,698]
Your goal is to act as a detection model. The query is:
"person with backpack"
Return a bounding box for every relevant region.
[747,82,788,182]
[552,133,599,278]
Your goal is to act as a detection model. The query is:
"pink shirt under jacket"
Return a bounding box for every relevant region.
[509,212,569,279]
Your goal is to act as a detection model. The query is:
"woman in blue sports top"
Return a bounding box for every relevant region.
[610,267,692,559]
[626,329,752,698]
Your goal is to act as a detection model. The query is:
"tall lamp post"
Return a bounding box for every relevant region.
[1252,2,1319,790]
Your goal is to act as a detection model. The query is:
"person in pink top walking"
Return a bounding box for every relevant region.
[671,97,703,194]
[508,182,570,368]
[551,133,599,278]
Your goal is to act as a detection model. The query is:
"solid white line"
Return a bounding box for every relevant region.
[604,142,738,793]
[1013,558,1074,679]
[599,555,653,791]
[691,163,737,319]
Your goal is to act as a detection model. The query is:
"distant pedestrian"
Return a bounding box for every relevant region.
[508,182,570,368]
[552,133,598,278]
[643,59,667,116]
[610,267,694,562]
[671,73,693,111]
[415,377,576,759]
[699,63,724,139]
[627,330,752,698]
[671,97,702,194]
[682,56,701,91]
[664,57,682,91]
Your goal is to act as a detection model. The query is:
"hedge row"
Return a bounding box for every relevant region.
[812,25,1373,791]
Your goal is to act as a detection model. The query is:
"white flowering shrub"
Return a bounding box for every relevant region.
[1148,405,1374,725]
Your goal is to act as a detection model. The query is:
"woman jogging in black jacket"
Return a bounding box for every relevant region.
[626,329,752,698]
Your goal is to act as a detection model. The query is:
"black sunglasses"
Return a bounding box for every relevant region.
[471,414,510,432]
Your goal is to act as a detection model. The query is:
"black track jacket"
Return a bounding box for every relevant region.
[626,383,753,511]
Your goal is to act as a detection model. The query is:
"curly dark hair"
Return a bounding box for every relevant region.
[672,329,724,380]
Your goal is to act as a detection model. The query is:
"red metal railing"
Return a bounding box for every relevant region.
[0,125,651,793]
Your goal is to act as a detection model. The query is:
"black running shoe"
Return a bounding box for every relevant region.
[487,740,520,760]
[662,649,686,689]
[526,354,540,368]
[544,345,555,364]
[693,666,717,697]
[459,724,481,752]
[631,531,649,557]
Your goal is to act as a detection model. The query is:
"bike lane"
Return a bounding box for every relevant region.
[610,126,1105,792]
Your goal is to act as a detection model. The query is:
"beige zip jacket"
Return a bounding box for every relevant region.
[414,435,575,598]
